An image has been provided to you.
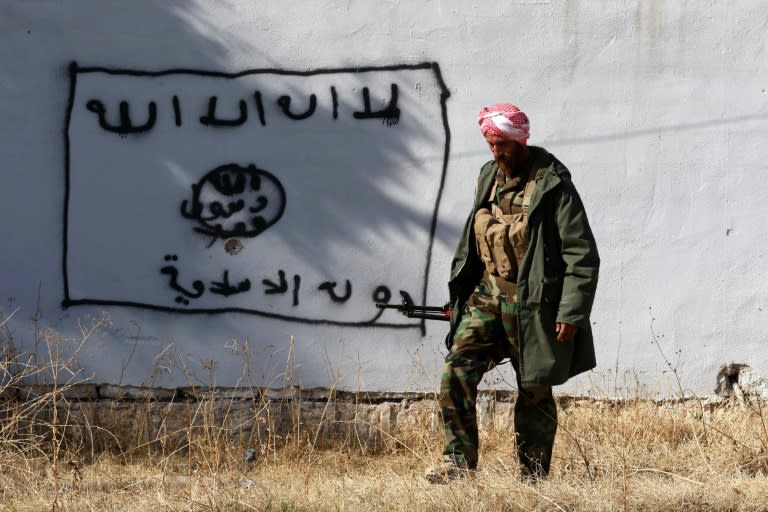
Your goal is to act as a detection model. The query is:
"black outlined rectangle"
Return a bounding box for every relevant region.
[63,62,451,331]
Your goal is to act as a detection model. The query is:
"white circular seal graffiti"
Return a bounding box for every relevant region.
[181,163,286,243]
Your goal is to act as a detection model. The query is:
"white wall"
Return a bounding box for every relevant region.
[1,1,767,396]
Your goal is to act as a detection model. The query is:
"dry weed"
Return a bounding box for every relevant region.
[2,392,767,511]
[2,309,768,511]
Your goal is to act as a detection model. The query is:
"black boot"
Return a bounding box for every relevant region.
[517,442,551,481]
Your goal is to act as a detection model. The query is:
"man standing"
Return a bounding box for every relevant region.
[426,103,599,483]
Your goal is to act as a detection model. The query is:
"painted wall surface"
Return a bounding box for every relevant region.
[1,1,767,396]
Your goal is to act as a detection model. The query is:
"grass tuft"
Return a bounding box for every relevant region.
[2,309,768,511]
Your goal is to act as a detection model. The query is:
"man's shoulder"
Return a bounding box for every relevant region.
[477,159,498,182]
[479,159,497,173]
[529,146,572,182]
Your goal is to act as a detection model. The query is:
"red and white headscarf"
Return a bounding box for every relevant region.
[477,103,530,145]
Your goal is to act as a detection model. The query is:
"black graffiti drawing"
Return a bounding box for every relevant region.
[86,99,157,135]
[277,93,317,120]
[157,254,406,321]
[372,285,393,305]
[181,163,286,244]
[253,91,266,126]
[262,270,300,306]
[160,254,204,305]
[262,269,288,295]
[330,86,339,119]
[84,83,400,135]
[209,270,251,297]
[318,280,352,303]
[353,84,400,126]
[366,285,393,324]
[160,256,249,305]
[63,61,451,332]
[172,95,182,126]
[199,96,248,127]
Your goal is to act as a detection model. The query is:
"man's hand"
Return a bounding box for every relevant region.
[555,323,578,342]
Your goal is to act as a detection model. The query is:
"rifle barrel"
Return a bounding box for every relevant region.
[375,303,446,312]
[403,312,450,321]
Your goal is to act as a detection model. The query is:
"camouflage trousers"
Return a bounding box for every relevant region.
[440,284,557,476]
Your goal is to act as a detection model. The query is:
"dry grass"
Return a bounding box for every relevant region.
[2,395,768,511]
[2,311,768,511]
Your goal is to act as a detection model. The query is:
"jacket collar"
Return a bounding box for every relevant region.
[475,146,563,213]
[526,147,562,216]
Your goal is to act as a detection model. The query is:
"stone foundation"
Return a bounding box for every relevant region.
[4,375,765,455]
[2,384,526,452]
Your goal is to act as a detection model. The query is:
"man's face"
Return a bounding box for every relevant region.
[484,133,528,175]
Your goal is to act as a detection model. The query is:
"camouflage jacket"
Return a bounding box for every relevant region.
[447,146,600,387]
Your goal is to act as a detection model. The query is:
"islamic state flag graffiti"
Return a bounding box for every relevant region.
[63,62,450,328]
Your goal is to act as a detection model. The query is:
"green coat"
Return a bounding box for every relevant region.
[447,147,600,387]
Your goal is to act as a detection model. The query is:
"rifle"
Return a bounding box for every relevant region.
[376,291,451,321]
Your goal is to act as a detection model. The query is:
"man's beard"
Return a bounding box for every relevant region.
[496,157,516,176]
[496,152,527,177]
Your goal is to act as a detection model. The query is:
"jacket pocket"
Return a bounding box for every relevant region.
[474,209,498,275]
[474,209,519,280]
[486,223,515,279]
[508,220,529,266]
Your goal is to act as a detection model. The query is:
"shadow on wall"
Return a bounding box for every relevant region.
[58,4,455,330]
[0,3,462,389]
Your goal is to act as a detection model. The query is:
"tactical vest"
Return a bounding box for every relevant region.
[473,170,537,292]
